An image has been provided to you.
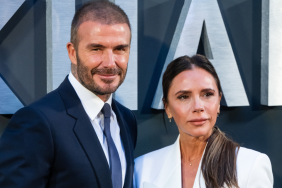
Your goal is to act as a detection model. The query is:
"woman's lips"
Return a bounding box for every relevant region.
[188,118,209,126]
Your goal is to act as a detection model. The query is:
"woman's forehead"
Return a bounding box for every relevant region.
[170,68,218,93]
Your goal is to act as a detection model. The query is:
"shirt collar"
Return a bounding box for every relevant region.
[68,72,112,121]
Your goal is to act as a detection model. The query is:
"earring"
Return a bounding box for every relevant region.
[168,114,172,122]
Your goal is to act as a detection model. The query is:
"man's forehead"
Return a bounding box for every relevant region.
[78,18,130,30]
[77,21,130,35]
[76,21,131,46]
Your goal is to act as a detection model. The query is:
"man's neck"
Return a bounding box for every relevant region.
[97,94,111,102]
[71,70,111,103]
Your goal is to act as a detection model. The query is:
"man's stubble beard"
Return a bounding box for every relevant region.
[76,53,127,96]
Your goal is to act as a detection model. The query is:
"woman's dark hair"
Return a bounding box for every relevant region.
[162,55,240,188]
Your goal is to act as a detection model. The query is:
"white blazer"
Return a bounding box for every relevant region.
[134,136,273,188]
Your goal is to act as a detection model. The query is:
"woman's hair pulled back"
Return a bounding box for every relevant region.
[162,55,222,105]
[162,54,240,188]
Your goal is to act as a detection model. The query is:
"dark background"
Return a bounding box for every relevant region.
[0,0,281,187]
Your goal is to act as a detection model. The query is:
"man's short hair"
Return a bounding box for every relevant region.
[71,0,131,49]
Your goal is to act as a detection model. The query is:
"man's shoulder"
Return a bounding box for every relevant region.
[26,77,72,112]
[112,98,138,146]
[28,88,63,111]
[112,99,132,112]
[112,99,135,120]
[10,89,64,124]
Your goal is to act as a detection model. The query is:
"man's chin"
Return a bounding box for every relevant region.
[90,77,124,95]
[93,85,120,95]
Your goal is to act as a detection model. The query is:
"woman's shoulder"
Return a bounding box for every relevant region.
[237,147,273,188]
[134,144,174,188]
[237,146,271,168]
[135,144,173,169]
[237,146,263,157]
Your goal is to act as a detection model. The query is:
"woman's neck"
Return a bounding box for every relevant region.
[179,131,209,163]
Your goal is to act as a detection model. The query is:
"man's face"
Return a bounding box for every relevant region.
[73,21,131,96]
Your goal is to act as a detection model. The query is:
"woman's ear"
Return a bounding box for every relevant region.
[217,92,222,114]
[163,99,172,118]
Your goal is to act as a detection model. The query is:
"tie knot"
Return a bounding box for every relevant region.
[102,103,111,118]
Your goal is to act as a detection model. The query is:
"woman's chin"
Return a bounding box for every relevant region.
[182,127,212,139]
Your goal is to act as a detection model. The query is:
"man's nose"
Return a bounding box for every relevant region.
[102,49,115,67]
[193,97,204,113]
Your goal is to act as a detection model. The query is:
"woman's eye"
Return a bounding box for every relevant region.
[178,95,188,100]
[204,92,214,97]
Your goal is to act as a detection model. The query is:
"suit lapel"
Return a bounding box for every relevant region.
[58,77,112,188]
[112,100,134,188]
[73,106,112,188]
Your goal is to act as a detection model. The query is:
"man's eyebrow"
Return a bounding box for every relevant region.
[86,43,105,48]
[114,44,130,49]
[175,90,192,95]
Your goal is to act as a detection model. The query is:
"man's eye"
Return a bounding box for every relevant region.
[178,95,188,100]
[92,48,100,51]
[116,48,125,51]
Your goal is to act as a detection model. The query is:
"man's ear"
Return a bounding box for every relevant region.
[67,42,77,65]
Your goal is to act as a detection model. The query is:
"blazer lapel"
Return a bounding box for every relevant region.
[145,136,182,188]
[58,77,112,188]
[143,135,207,188]
[143,182,159,188]
[163,165,182,188]
[193,145,207,188]
[112,100,134,188]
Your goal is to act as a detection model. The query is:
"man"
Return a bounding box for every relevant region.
[0,1,137,188]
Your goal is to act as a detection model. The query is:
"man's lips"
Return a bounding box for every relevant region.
[188,118,209,125]
[97,74,118,79]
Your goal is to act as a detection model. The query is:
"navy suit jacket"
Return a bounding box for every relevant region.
[0,77,137,188]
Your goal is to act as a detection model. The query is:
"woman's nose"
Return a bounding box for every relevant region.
[193,97,204,113]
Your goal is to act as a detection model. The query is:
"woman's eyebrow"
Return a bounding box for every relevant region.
[202,88,215,92]
[175,90,191,96]
[174,88,215,95]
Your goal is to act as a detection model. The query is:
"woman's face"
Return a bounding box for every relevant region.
[165,67,221,139]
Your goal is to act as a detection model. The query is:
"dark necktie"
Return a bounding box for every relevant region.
[101,103,122,188]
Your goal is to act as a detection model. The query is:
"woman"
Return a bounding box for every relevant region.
[134,55,273,188]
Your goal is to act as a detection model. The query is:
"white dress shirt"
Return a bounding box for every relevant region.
[68,72,127,187]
